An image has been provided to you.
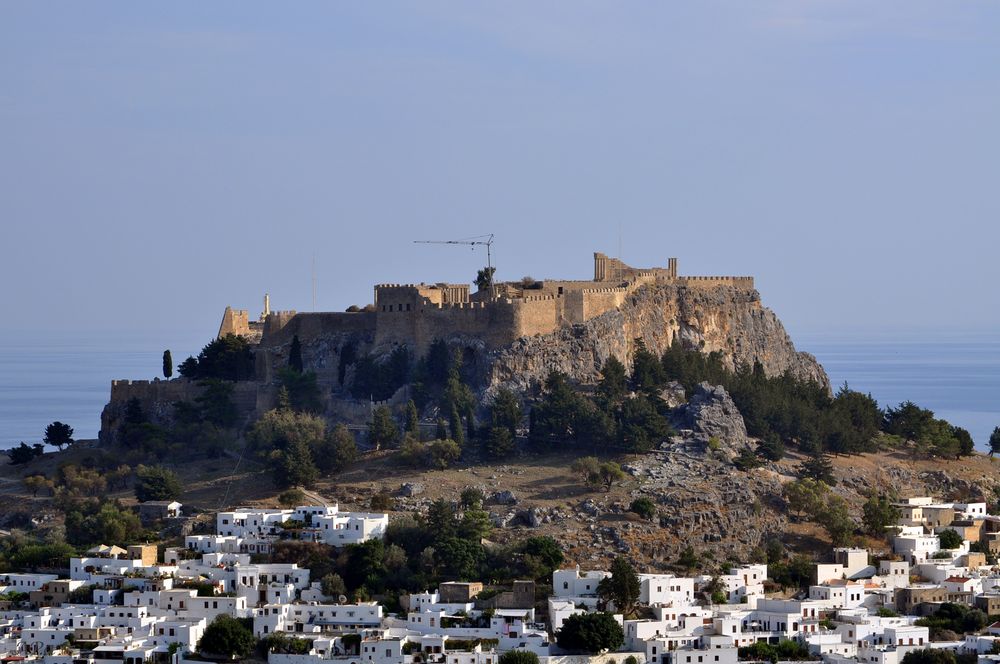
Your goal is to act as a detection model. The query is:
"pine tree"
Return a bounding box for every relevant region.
[405,400,419,433]
[799,452,836,486]
[368,406,399,451]
[990,426,1000,457]
[162,350,173,378]
[289,335,304,373]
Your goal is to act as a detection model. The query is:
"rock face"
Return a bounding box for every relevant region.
[487,282,827,394]
[680,383,748,451]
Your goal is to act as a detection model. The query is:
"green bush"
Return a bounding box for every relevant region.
[629,497,657,520]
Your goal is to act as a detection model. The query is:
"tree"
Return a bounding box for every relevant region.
[289,335,304,373]
[405,400,420,433]
[178,335,255,381]
[315,424,357,474]
[862,494,901,536]
[23,474,50,497]
[556,612,624,653]
[991,427,1000,457]
[368,406,400,450]
[162,350,173,379]
[598,556,641,616]
[520,536,564,580]
[629,497,657,520]
[782,478,829,520]
[618,395,671,453]
[135,465,183,502]
[459,506,493,542]
[598,462,625,491]
[196,379,239,428]
[427,499,459,538]
[675,546,700,573]
[320,573,347,599]
[272,438,318,489]
[475,266,496,292]
[571,456,601,486]
[278,488,305,507]
[449,403,465,447]
[8,442,44,465]
[426,439,462,469]
[952,426,975,457]
[597,356,628,406]
[43,422,74,450]
[757,433,785,462]
[630,339,665,393]
[198,615,256,659]
[799,452,836,485]
[939,529,963,550]
[277,368,323,413]
[489,388,523,436]
[484,426,515,459]
[499,652,540,664]
[818,495,856,547]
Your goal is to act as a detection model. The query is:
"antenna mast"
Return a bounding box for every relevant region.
[311,255,316,311]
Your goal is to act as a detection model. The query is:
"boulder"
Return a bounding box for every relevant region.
[487,490,518,506]
[681,382,748,452]
[399,482,424,497]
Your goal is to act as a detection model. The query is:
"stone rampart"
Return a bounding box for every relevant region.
[678,276,755,288]
[259,311,375,347]
[101,379,258,443]
[374,298,523,353]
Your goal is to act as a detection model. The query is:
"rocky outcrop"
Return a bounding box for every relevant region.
[487,282,827,394]
[679,383,748,452]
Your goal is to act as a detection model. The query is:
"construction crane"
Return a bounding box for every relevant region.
[413,234,495,289]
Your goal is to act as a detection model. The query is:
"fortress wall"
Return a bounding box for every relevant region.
[678,276,755,289]
[218,307,251,338]
[580,287,628,321]
[260,312,376,347]
[262,311,298,338]
[108,379,258,411]
[102,379,258,442]
[374,284,435,308]
[109,379,201,404]
[512,296,560,338]
[373,298,558,353]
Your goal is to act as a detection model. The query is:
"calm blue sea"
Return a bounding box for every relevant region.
[0,330,205,449]
[0,330,997,450]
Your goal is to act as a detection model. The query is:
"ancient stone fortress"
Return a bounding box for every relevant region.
[103,252,826,440]
[219,252,754,359]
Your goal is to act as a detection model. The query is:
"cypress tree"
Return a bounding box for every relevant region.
[162,350,173,379]
[289,335,304,373]
[435,418,448,440]
[449,404,465,446]
[405,399,420,433]
[465,404,476,441]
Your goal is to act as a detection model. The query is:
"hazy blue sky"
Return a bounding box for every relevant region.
[3,2,998,345]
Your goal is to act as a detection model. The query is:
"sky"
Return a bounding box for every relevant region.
[2,2,998,345]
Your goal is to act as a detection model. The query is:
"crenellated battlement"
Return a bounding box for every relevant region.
[226,251,757,358]
[679,275,755,288]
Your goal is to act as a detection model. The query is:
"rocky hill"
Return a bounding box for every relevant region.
[488,282,827,395]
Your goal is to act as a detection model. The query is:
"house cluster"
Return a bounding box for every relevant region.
[3,496,1000,664]
[185,504,389,555]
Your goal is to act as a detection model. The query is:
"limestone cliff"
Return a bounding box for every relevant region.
[487,282,827,393]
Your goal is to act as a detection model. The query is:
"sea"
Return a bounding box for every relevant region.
[0,330,997,451]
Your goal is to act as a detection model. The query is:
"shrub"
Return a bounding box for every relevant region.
[629,497,657,520]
